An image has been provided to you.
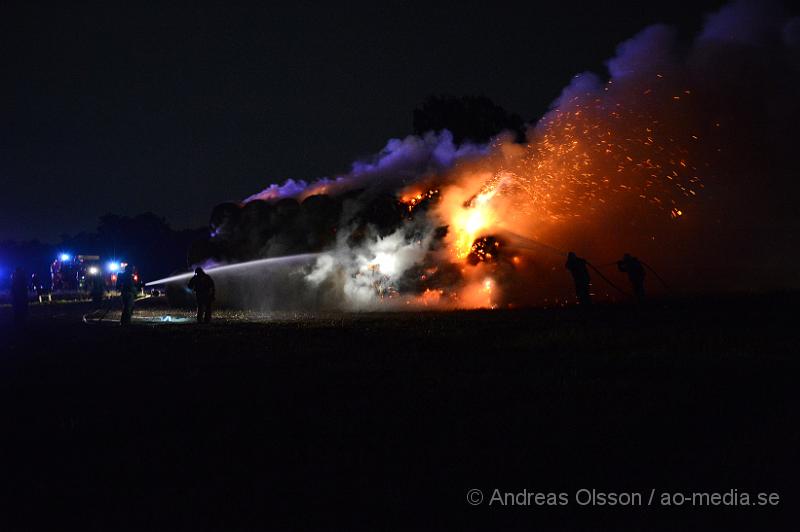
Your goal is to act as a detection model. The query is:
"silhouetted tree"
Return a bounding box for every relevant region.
[413,94,526,144]
[67,213,206,280]
[12,213,212,283]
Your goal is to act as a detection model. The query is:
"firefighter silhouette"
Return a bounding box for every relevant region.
[89,272,105,304]
[116,265,137,325]
[31,273,50,303]
[565,252,592,306]
[188,267,215,323]
[11,267,29,324]
[617,253,646,302]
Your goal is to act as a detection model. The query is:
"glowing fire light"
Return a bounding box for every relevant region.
[450,185,500,259]
[399,188,440,213]
[482,277,496,309]
[431,73,705,274]
[417,288,444,306]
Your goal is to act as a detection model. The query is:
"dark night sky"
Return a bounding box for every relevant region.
[2,0,727,241]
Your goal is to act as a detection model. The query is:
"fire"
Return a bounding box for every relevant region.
[479,276,496,309]
[467,236,501,265]
[429,73,705,269]
[417,288,444,306]
[456,275,498,309]
[391,73,710,309]
[446,183,500,259]
[399,188,440,213]
[248,75,712,311]
[233,1,800,312]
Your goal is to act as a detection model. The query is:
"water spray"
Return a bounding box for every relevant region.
[145,253,323,286]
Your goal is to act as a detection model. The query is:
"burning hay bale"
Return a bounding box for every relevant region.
[467,236,502,266]
[178,1,800,310]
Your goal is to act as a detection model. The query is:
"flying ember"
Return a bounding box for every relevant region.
[196,1,800,310]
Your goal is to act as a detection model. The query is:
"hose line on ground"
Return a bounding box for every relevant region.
[586,261,633,298]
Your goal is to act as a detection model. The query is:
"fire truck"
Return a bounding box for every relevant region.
[50,253,138,293]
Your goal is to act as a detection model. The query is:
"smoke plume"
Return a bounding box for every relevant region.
[192,0,800,310]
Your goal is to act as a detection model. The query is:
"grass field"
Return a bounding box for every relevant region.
[1,294,798,531]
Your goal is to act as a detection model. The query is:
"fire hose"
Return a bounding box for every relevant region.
[82,292,151,324]
[588,260,672,295]
[502,230,665,297]
[640,261,672,293]
[586,261,633,298]
[497,229,567,257]
[82,299,116,324]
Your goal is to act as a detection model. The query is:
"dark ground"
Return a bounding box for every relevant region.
[0,294,798,531]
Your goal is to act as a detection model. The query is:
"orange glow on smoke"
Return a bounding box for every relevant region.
[381,75,710,309]
[417,288,444,306]
[399,188,440,213]
[430,74,704,273]
[438,180,500,259]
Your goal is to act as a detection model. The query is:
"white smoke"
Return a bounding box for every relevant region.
[245,130,487,202]
[197,0,800,311]
[306,220,436,309]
